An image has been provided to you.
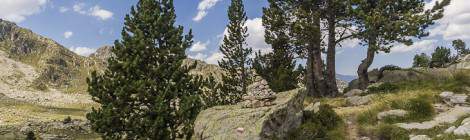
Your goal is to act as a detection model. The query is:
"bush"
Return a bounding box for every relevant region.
[380,65,402,71]
[406,96,435,120]
[63,116,72,124]
[26,131,36,140]
[288,104,342,139]
[375,124,409,140]
[368,82,399,94]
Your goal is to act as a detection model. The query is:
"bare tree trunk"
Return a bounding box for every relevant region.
[326,0,339,96]
[357,41,376,90]
[306,51,316,96]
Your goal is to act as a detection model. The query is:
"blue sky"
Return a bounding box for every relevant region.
[0,0,469,76]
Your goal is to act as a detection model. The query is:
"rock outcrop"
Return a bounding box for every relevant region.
[440,91,468,106]
[396,106,470,130]
[377,109,408,120]
[346,95,372,106]
[450,54,470,70]
[192,88,305,140]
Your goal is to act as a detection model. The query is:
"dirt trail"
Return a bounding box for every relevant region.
[346,115,360,140]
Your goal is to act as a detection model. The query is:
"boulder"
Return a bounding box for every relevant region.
[304,102,321,113]
[440,91,468,106]
[377,109,408,120]
[453,123,470,136]
[445,126,456,133]
[449,54,470,70]
[409,135,431,140]
[344,89,364,97]
[346,95,372,106]
[192,88,305,140]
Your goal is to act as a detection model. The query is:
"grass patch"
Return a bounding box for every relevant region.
[288,104,345,139]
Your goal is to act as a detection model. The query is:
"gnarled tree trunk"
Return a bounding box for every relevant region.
[357,40,377,90]
[326,0,339,96]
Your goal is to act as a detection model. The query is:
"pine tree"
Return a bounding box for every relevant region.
[430,46,452,68]
[252,0,298,92]
[290,0,328,97]
[218,0,252,103]
[413,53,431,68]
[352,0,451,89]
[86,0,203,139]
[453,39,469,57]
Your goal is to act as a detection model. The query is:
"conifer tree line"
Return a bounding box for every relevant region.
[86,0,452,139]
[413,39,469,68]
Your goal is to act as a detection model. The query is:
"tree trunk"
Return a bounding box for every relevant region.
[306,51,316,96]
[357,42,376,90]
[326,0,339,96]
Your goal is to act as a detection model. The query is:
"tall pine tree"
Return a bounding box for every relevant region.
[252,0,298,92]
[353,0,451,89]
[86,0,203,139]
[218,0,252,103]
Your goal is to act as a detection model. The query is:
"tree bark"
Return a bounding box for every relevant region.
[357,40,376,90]
[326,0,339,96]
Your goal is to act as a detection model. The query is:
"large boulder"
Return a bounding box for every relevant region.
[449,54,470,70]
[192,88,305,140]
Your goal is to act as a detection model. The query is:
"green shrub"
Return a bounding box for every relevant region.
[380,65,402,71]
[288,104,342,139]
[26,131,36,140]
[406,96,435,120]
[375,124,409,140]
[367,82,399,94]
[63,116,72,124]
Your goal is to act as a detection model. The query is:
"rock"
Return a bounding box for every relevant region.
[359,137,371,140]
[454,123,470,136]
[242,73,277,108]
[19,125,33,134]
[462,117,470,125]
[377,109,408,120]
[449,54,470,70]
[396,106,470,130]
[445,126,456,133]
[410,135,431,140]
[304,102,321,113]
[440,91,468,106]
[346,95,372,106]
[344,89,363,97]
[192,88,305,140]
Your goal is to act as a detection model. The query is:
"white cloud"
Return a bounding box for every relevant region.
[73,3,86,14]
[190,41,209,52]
[391,39,438,53]
[427,0,470,40]
[0,0,48,23]
[59,6,68,13]
[193,0,220,22]
[205,52,224,64]
[64,31,73,39]
[245,18,271,54]
[72,3,113,21]
[189,53,208,61]
[69,47,96,56]
[90,6,113,21]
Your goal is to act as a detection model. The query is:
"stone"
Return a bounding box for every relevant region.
[454,123,470,136]
[396,106,470,130]
[344,89,364,97]
[462,117,470,125]
[410,135,431,140]
[359,137,371,140]
[449,54,470,70]
[242,73,277,108]
[192,88,305,140]
[440,91,468,106]
[377,109,408,120]
[346,95,372,106]
[445,126,456,133]
[304,102,321,113]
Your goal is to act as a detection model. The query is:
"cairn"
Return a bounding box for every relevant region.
[242,73,276,108]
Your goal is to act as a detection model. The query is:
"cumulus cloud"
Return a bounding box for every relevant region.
[59,6,68,13]
[72,3,113,21]
[205,52,224,64]
[69,47,96,56]
[190,41,209,52]
[193,0,220,22]
[0,0,48,23]
[391,39,438,53]
[427,0,470,40]
[90,6,113,20]
[189,53,208,61]
[64,31,73,39]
